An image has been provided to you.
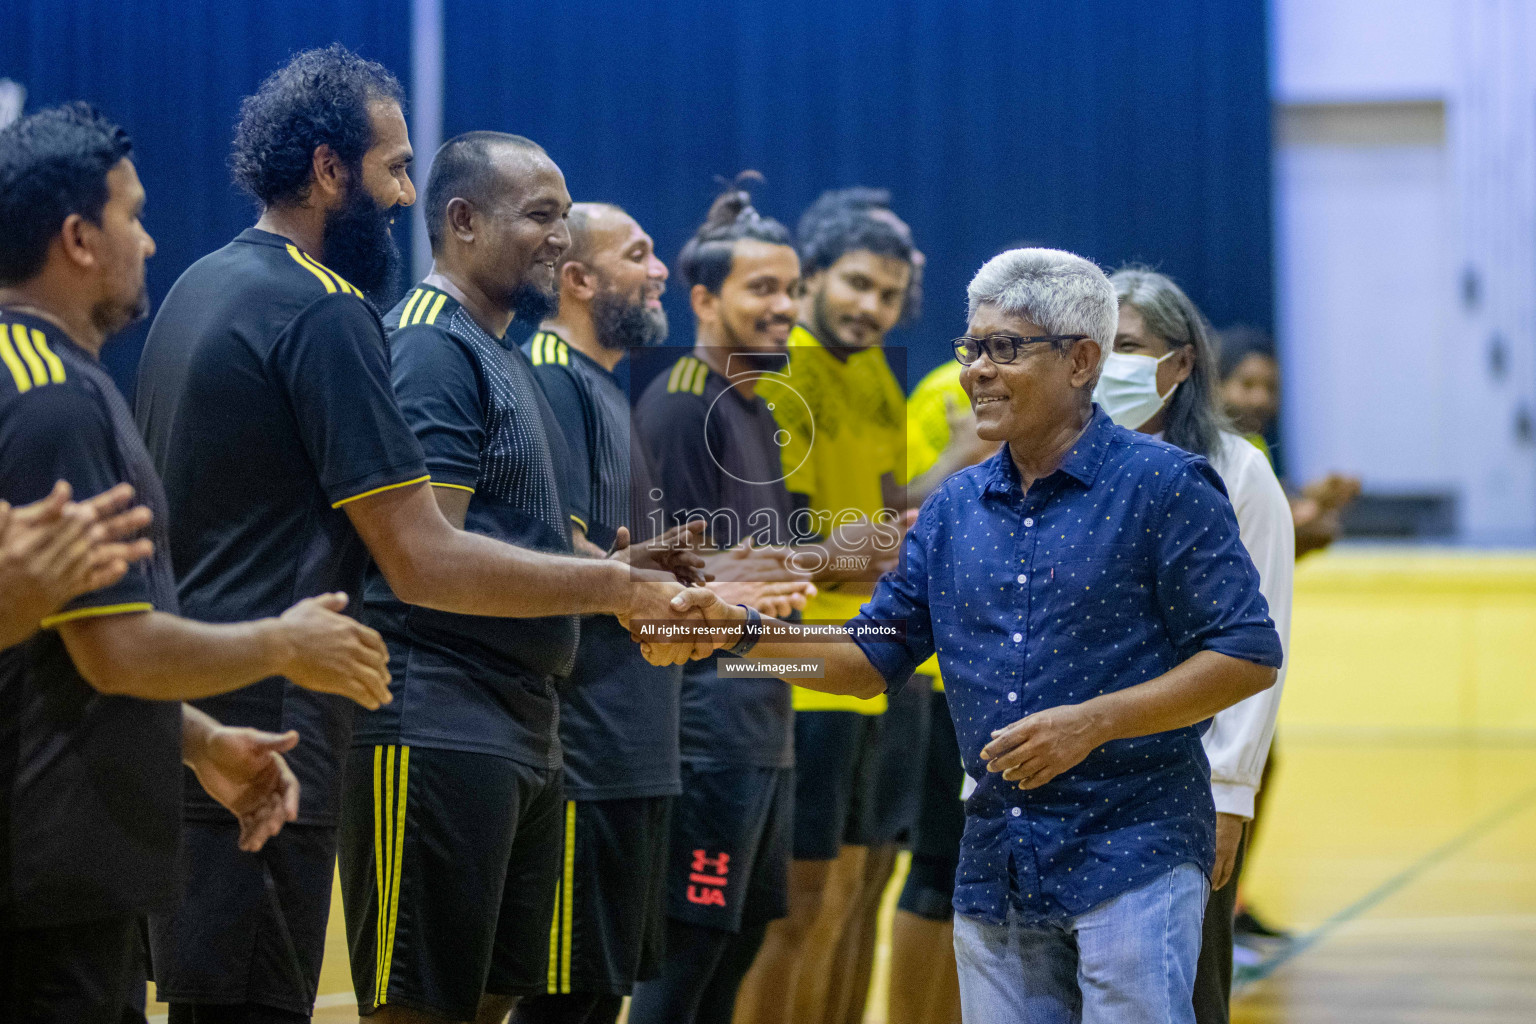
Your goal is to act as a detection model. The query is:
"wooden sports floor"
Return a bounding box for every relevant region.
[142,551,1536,1021]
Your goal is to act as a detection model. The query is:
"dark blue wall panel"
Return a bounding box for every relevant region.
[441,0,1272,384]
[0,0,412,393]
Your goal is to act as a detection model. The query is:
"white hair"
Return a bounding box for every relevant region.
[966,248,1116,368]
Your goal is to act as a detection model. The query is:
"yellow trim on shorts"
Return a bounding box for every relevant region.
[560,800,576,992]
[373,745,411,1006]
[544,799,579,994]
[40,601,153,629]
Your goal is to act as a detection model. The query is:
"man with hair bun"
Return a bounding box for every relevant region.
[736,186,916,1024]
[628,178,806,1024]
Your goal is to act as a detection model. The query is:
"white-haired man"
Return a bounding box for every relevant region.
[655,248,1284,1022]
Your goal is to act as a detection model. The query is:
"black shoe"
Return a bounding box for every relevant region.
[1234,908,1290,940]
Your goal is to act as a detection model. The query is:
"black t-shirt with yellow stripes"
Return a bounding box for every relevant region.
[0,309,182,927]
[354,284,579,772]
[136,228,428,826]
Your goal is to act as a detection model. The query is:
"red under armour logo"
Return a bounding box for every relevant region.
[686,848,730,906]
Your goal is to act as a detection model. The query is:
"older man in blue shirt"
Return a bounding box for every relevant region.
[654,247,1283,1022]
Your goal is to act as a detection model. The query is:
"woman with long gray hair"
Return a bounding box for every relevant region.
[1097,266,1294,1024]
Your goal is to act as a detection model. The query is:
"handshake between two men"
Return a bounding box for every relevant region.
[613,515,911,670]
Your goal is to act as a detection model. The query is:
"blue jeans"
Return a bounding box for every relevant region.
[952,862,1208,1024]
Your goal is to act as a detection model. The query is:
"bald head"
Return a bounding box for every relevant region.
[553,201,669,351]
[560,202,631,269]
[423,131,546,253]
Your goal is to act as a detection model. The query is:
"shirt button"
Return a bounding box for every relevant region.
[1017,573,1027,584]
[1008,691,1018,701]
[1012,632,1022,643]
[1023,517,1035,527]
[1011,807,1022,817]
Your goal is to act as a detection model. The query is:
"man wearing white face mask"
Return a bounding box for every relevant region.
[1096,267,1293,1024]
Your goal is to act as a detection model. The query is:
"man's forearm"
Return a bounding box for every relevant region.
[1080,650,1276,746]
[181,703,218,764]
[0,614,37,653]
[61,611,294,700]
[389,527,634,617]
[743,617,888,699]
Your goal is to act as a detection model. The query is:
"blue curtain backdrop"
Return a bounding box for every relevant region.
[0,0,412,393]
[442,0,1272,385]
[2,0,1270,392]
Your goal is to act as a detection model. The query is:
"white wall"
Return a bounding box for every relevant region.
[1271,0,1536,542]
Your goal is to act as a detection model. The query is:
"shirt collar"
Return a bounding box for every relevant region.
[981,405,1115,500]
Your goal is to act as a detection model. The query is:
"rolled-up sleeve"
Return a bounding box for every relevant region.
[849,498,940,690]
[1153,460,1283,669]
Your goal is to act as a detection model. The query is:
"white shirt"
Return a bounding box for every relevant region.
[1202,431,1294,818]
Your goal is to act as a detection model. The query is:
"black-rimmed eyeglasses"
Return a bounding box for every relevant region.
[951,333,1088,366]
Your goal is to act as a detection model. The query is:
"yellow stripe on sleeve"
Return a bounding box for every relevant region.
[423,293,449,326]
[530,333,546,366]
[560,800,576,993]
[665,358,686,393]
[11,324,48,386]
[331,474,430,509]
[556,340,569,366]
[569,514,588,532]
[296,248,359,297]
[286,244,336,293]
[398,289,424,328]
[430,481,475,494]
[690,360,707,395]
[0,326,31,392]
[40,601,153,629]
[410,289,436,326]
[30,332,66,383]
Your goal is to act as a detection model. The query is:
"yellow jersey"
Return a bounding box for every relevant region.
[758,325,906,713]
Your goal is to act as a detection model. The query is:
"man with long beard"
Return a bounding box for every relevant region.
[514,203,678,1024]
[136,55,710,1023]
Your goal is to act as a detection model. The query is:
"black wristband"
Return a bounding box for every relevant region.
[724,604,762,657]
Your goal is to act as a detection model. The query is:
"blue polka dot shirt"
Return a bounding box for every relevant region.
[852,407,1283,925]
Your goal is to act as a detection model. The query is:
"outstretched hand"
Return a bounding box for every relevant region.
[608,521,709,585]
[629,585,747,666]
[187,726,301,852]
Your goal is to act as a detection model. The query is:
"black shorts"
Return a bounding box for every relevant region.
[868,676,932,846]
[898,687,966,921]
[149,820,336,1016]
[791,710,882,859]
[665,763,793,933]
[535,795,672,997]
[338,746,563,1021]
[1,916,144,1024]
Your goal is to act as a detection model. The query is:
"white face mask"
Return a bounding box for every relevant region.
[1093,350,1180,430]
